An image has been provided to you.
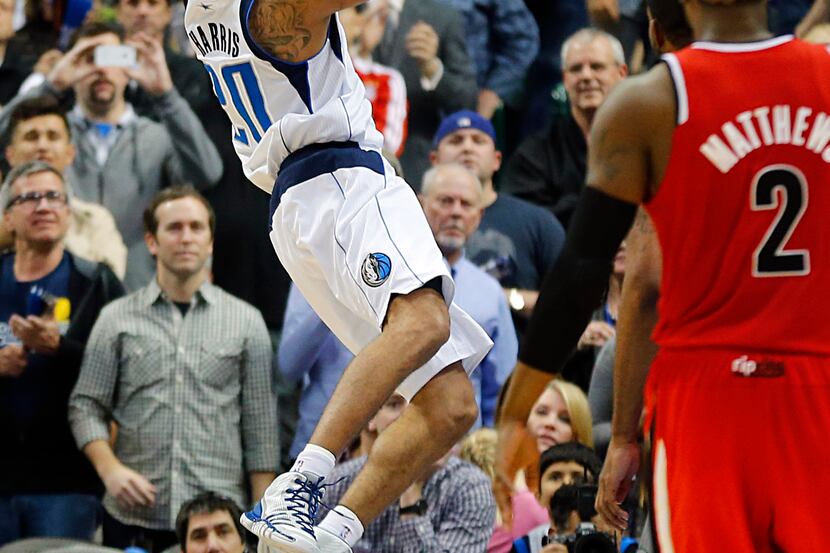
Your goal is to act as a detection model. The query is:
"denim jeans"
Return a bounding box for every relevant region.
[0,494,100,546]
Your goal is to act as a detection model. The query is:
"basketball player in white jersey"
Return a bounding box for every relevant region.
[183,1,493,552]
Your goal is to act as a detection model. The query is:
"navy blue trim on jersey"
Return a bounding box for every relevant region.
[239,0,314,112]
[269,141,385,227]
[329,15,344,64]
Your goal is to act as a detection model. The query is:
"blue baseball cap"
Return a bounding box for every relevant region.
[433,110,496,146]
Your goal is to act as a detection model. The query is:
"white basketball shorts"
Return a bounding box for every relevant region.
[268,142,492,401]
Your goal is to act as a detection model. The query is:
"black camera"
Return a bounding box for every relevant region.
[542,522,617,553]
[542,483,617,553]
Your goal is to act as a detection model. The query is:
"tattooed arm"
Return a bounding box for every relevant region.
[248,0,365,62]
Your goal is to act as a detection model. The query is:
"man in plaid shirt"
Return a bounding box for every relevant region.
[69,187,278,551]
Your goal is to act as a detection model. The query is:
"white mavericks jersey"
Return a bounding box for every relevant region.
[183,0,384,193]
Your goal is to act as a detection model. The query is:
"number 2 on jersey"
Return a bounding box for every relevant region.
[750,165,810,277]
[206,62,271,146]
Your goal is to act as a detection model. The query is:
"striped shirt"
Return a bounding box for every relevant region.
[318,456,496,552]
[69,279,278,529]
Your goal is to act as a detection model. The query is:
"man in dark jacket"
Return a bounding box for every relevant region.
[0,160,124,545]
[502,28,627,229]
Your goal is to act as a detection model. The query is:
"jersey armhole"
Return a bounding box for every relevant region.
[661,53,689,126]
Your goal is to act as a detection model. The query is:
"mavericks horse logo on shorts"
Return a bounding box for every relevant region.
[362,252,392,287]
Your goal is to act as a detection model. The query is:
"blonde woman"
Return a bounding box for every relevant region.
[488,379,593,552]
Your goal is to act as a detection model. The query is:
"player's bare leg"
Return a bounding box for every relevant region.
[242,287,476,551]
[324,361,476,525]
[307,286,454,453]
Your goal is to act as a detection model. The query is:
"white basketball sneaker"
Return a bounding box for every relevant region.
[241,471,325,552]
[316,526,353,553]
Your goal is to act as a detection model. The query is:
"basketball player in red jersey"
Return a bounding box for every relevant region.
[498,0,830,550]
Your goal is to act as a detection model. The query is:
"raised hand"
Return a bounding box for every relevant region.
[47,35,113,92]
[405,21,440,81]
[126,33,174,97]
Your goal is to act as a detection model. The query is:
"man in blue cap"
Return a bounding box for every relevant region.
[431,110,565,329]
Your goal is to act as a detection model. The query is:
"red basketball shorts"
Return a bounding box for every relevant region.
[644,348,830,553]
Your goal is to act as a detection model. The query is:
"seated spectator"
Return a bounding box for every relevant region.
[460,428,549,553]
[316,393,497,552]
[509,443,608,553]
[278,283,353,462]
[494,379,593,548]
[420,163,517,427]
[173,492,247,553]
[434,0,539,118]
[430,110,565,331]
[527,379,593,455]
[373,0,477,186]
[0,21,222,290]
[69,187,276,551]
[2,96,127,278]
[0,160,125,545]
[502,28,627,228]
[340,1,408,158]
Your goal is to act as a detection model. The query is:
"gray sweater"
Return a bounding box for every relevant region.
[0,83,223,290]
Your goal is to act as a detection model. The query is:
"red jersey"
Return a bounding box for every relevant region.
[646,36,830,355]
[353,56,408,157]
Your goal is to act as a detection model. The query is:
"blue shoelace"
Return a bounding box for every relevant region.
[257,475,347,539]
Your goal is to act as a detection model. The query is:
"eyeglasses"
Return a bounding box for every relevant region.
[6,190,68,210]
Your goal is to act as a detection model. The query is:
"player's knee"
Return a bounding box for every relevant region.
[418,307,450,354]
[448,396,478,439]
[441,381,478,439]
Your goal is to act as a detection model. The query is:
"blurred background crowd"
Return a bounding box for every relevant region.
[0,0,825,551]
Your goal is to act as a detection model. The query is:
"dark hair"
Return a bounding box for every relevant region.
[646,0,693,47]
[143,186,216,237]
[68,20,125,50]
[175,491,245,548]
[8,96,72,141]
[539,443,603,484]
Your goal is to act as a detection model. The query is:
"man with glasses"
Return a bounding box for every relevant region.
[0,160,124,545]
[2,95,128,279]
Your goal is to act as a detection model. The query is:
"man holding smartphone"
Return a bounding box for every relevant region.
[0,160,124,545]
[0,20,223,292]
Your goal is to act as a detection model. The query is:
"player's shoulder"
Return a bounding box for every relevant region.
[605,64,674,118]
[591,64,675,145]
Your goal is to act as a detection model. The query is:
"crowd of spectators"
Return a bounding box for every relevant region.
[0,0,825,551]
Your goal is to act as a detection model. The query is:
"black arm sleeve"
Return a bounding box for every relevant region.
[519,186,638,374]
